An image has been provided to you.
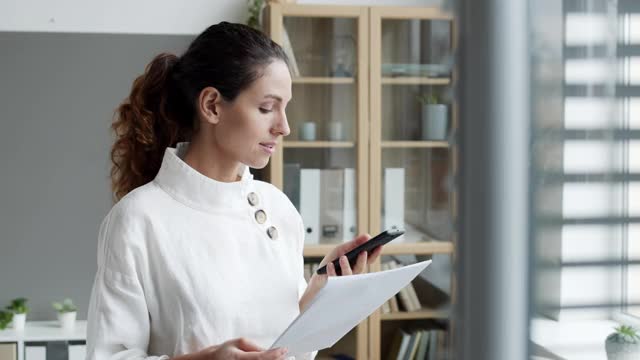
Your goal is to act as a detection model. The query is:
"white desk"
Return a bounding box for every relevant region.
[0,321,86,360]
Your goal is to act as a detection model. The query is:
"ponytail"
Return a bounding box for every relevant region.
[110,53,188,202]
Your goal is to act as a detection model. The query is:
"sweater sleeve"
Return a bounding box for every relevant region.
[86,207,169,360]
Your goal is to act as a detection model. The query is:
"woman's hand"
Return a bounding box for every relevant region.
[299,233,384,312]
[174,338,288,360]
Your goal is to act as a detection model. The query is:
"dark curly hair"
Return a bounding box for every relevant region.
[110,22,290,201]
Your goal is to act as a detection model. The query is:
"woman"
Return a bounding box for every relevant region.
[86,22,383,360]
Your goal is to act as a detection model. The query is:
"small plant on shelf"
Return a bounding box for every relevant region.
[6,298,29,331]
[0,311,13,330]
[247,0,265,30]
[416,93,440,105]
[605,325,640,360]
[52,298,77,313]
[6,298,29,314]
[416,93,448,141]
[52,298,78,331]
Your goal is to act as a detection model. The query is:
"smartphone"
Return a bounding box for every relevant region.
[316,228,405,276]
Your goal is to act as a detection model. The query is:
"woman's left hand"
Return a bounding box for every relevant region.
[299,233,384,312]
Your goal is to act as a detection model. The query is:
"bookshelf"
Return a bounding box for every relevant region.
[264,3,456,360]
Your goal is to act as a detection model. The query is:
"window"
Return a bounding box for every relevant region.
[620,7,640,320]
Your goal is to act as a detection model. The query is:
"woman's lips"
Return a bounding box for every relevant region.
[259,143,276,154]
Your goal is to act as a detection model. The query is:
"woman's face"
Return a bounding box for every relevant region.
[212,60,292,169]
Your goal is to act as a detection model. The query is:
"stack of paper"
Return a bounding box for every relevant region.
[270,261,432,358]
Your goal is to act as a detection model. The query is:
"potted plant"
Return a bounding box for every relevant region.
[417,93,448,141]
[6,298,28,331]
[0,311,13,331]
[247,0,265,30]
[605,325,640,360]
[52,298,77,331]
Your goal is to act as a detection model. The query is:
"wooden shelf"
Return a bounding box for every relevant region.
[292,77,355,84]
[303,244,336,257]
[381,77,450,85]
[381,241,454,255]
[285,141,355,148]
[381,141,449,148]
[381,309,449,321]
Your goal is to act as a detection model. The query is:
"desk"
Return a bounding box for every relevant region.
[0,321,86,360]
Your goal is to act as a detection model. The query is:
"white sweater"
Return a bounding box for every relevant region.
[86,142,315,360]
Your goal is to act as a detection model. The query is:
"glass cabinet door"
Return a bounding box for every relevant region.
[371,10,455,246]
[369,7,456,360]
[265,5,369,249]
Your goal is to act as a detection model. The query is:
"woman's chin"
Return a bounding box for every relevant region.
[247,156,270,170]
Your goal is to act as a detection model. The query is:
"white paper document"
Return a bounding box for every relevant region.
[270,260,432,358]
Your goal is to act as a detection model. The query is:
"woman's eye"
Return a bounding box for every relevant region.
[259,108,273,114]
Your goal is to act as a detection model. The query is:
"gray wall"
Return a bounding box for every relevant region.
[0,32,193,320]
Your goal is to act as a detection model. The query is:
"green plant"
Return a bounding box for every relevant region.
[6,298,28,314]
[247,0,265,30]
[52,298,77,313]
[416,93,440,105]
[607,325,640,344]
[0,311,13,330]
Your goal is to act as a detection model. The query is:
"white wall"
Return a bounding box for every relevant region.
[0,0,443,35]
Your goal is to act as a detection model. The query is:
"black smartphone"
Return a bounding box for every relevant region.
[316,228,405,276]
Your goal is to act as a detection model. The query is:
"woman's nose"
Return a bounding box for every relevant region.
[272,113,290,137]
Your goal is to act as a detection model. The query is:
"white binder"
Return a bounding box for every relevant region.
[300,169,320,244]
[342,168,356,242]
[24,344,45,360]
[319,169,344,243]
[384,168,405,238]
[67,343,86,360]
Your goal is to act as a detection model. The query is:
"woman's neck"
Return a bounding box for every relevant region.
[182,137,242,183]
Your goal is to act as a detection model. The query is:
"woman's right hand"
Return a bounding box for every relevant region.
[189,338,289,360]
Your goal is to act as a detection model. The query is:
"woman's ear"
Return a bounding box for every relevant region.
[198,86,223,125]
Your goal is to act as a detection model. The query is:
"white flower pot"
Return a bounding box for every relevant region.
[421,104,448,140]
[11,313,26,332]
[57,311,76,331]
[606,339,640,360]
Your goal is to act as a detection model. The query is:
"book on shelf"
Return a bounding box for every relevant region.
[404,330,423,360]
[389,260,421,312]
[406,277,422,312]
[386,328,448,360]
[416,330,430,360]
[386,329,411,360]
